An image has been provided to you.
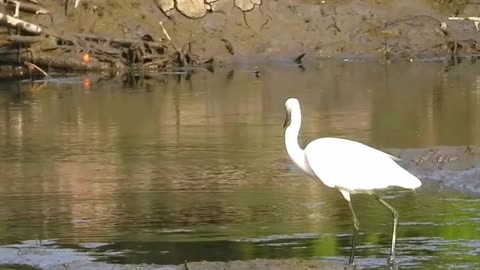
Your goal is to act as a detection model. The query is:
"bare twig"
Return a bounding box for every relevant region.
[24,60,49,77]
[64,0,80,15]
[159,21,174,45]
[12,0,19,17]
[159,21,187,66]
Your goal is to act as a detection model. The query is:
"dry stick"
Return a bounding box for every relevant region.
[7,35,44,45]
[24,60,49,77]
[76,33,165,50]
[0,12,42,34]
[63,0,80,15]
[159,21,187,66]
[12,0,19,17]
[5,0,49,15]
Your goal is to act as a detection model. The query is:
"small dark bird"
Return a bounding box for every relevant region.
[253,66,260,78]
[221,38,234,55]
[294,52,306,64]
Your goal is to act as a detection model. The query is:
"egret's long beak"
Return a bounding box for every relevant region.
[283,111,290,128]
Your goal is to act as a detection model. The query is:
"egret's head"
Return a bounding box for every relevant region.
[284,98,300,128]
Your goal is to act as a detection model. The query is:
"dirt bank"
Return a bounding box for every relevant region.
[159,0,480,62]
[2,0,480,73]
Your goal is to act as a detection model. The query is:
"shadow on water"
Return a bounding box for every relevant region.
[0,60,480,269]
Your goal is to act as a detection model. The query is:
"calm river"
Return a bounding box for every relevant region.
[0,61,480,269]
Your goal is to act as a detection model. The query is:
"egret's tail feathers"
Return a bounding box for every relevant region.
[401,172,422,190]
[388,154,401,161]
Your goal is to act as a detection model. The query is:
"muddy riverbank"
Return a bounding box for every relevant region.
[391,145,480,195]
[2,0,480,74]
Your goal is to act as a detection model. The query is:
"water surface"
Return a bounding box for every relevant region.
[0,61,480,269]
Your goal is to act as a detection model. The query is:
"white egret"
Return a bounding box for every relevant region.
[283,98,421,266]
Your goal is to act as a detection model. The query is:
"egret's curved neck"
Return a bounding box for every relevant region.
[285,107,312,175]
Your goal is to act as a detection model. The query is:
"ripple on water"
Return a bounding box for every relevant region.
[79,242,112,249]
[235,233,319,243]
[258,242,303,247]
[399,221,435,226]
[157,229,195,234]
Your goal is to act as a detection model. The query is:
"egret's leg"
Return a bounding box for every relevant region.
[376,196,399,265]
[347,200,360,265]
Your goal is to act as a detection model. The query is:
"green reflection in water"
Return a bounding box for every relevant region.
[0,61,479,269]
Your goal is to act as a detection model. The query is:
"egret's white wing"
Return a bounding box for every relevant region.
[304,138,421,191]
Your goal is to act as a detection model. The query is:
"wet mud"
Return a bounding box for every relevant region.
[0,245,352,270]
[391,145,480,195]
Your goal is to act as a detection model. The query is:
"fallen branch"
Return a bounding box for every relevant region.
[20,52,109,70]
[0,21,182,71]
[448,16,480,21]
[24,60,49,77]
[0,12,42,34]
[75,33,166,50]
[12,0,20,17]
[6,35,44,45]
[449,16,480,31]
[5,0,49,15]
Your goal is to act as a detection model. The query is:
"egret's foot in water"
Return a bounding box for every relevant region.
[388,256,398,270]
[345,261,356,270]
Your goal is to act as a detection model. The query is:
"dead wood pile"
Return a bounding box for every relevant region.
[0,0,202,75]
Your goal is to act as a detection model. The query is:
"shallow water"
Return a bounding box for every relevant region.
[0,61,480,269]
